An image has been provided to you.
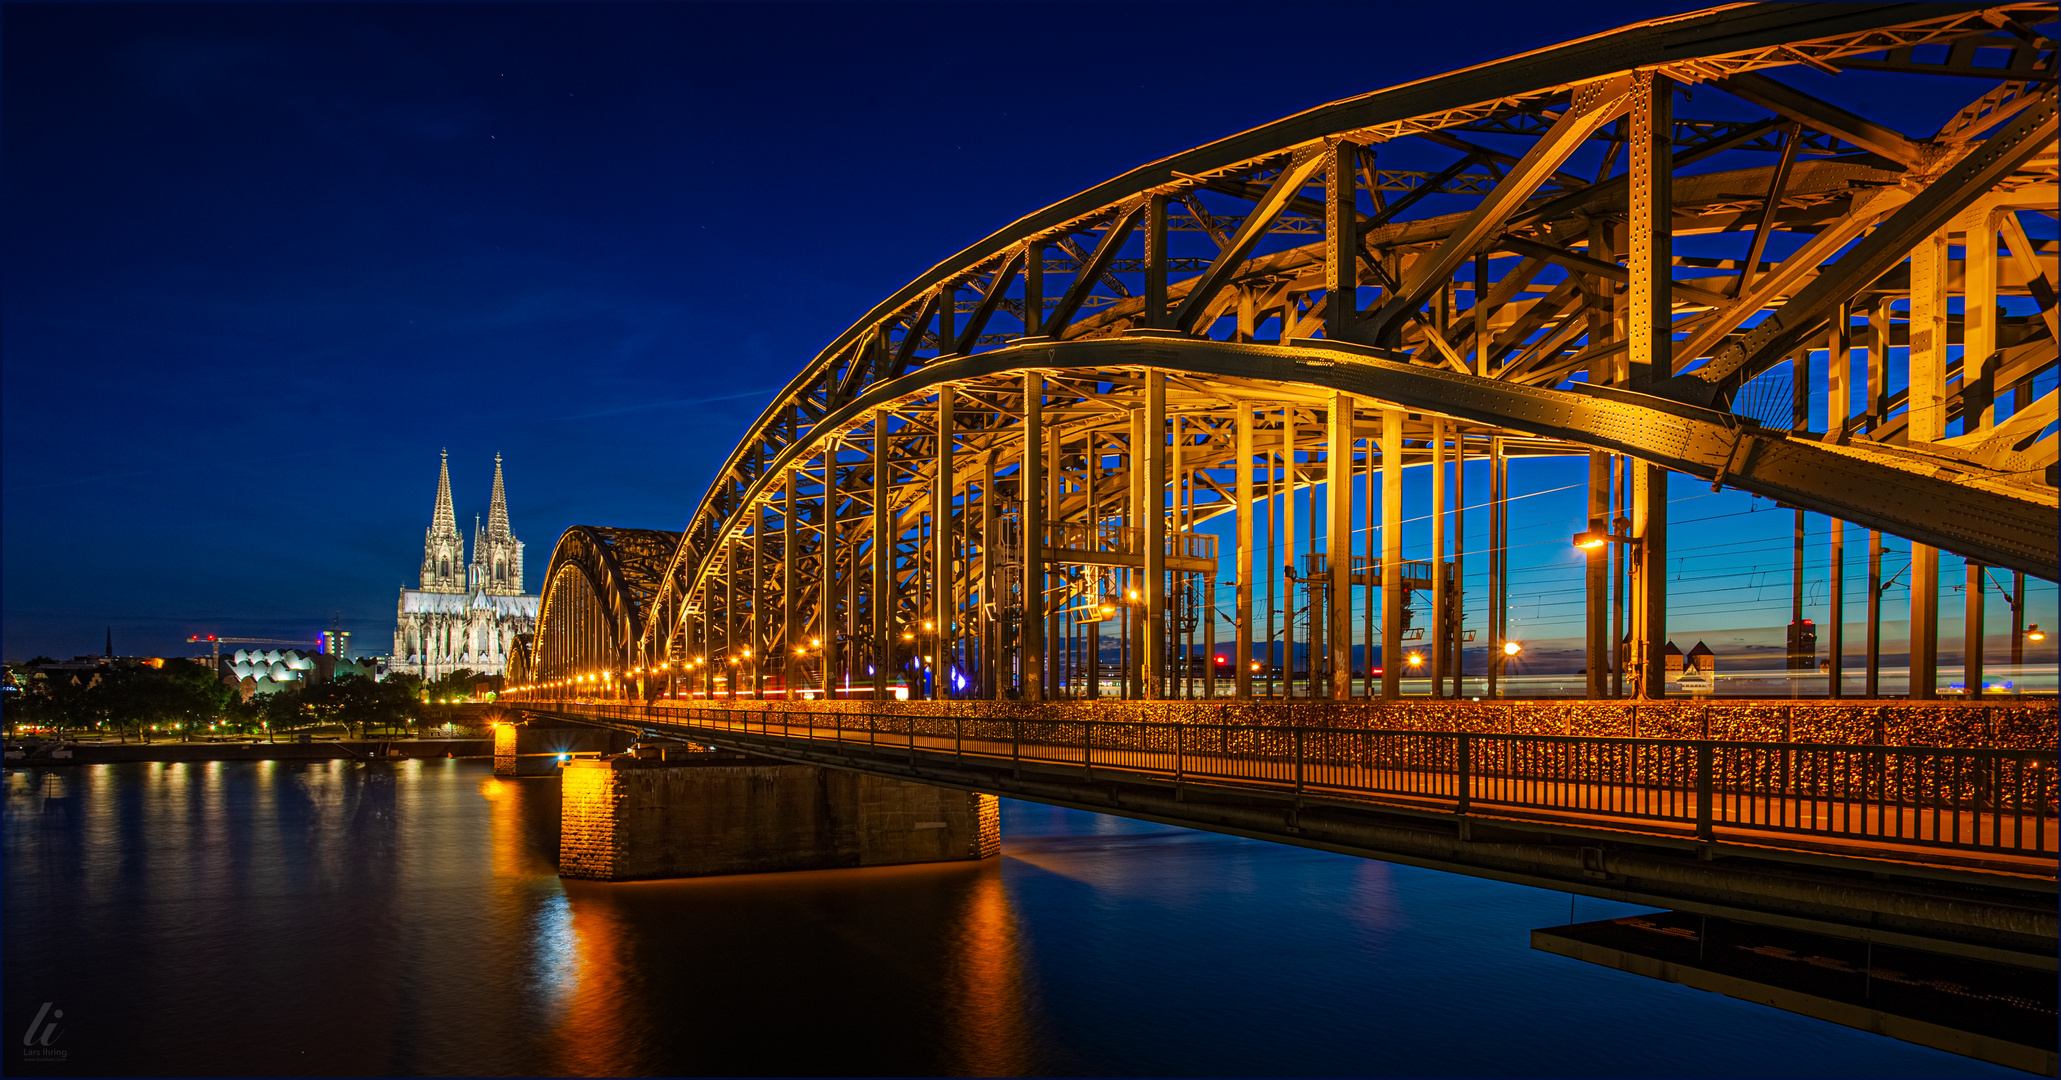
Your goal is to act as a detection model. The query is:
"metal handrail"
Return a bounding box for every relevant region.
[546,702,2058,861]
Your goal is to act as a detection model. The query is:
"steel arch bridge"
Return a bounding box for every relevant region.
[516,3,2059,708]
[525,526,681,687]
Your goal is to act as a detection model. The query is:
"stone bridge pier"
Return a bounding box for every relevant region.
[558,748,999,881]
[493,718,634,776]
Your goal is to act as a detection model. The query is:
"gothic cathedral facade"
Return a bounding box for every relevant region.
[391,452,539,679]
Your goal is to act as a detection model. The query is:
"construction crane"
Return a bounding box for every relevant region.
[187,634,322,672]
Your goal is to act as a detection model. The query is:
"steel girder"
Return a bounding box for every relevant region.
[617,2,2057,669]
[532,525,682,680]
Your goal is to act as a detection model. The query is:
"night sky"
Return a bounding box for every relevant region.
[4,3,2052,667]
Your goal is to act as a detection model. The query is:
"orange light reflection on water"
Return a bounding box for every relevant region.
[945,862,1031,1077]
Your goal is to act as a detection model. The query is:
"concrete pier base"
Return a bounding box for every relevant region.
[559,751,1000,881]
[493,722,632,776]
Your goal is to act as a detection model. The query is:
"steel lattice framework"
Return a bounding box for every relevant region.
[517,3,2058,708]
[531,526,682,683]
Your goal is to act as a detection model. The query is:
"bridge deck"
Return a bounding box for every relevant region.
[543,701,2058,877]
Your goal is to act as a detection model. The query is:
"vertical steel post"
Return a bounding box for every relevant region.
[1236,402,1255,699]
[785,470,799,695]
[1452,433,1466,699]
[1430,419,1446,698]
[1908,227,1948,700]
[1144,195,1169,329]
[934,388,956,699]
[1827,317,1848,699]
[1487,434,1504,699]
[1627,69,1673,394]
[1328,140,1359,342]
[1023,375,1045,701]
[981,452,998,698]
[873,409,892,700]
[1282,408,1296,697]
[1792,351,1809,683]
[1380,408,1404,699]
[1628,68,1673,701]
[823,441,840,696]
[1143,370,1167,699]
[751,505,765,699]
[1587,450,1610,699]
[1867,532,1884,698]
[1327,391,1354,699]
[1024,241,1044,338]
[1962,207,1998,700]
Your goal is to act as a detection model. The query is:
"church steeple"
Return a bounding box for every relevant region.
[420,449,466,593]
[475,452,525,595]
[432,448,458,536]
[488,452,510,538]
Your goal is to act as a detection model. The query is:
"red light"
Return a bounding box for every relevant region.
[1214,655,1229,665]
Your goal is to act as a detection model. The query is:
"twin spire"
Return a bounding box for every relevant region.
[432,449,458,536]
[430,449,511,541]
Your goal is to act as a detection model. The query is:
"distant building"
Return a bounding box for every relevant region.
[220,648,380,698]
[390,451,538,679]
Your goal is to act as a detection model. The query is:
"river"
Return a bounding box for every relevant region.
[3,760,2009,1076]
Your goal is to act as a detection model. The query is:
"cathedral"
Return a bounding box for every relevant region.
[391,451,539,680]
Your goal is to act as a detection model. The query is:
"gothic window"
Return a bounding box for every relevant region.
[495,561,504,581]
[440,558,450,578]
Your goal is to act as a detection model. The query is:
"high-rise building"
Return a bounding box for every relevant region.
[391,451,538,678]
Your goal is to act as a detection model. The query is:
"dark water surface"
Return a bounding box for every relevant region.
[4,760,2009,1076]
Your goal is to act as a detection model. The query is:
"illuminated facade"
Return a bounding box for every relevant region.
[391,451,539,678]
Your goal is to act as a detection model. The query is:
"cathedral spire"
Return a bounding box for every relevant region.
[488,452,510,538]
[432,449,458,536]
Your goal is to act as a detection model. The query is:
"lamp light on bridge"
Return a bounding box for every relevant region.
[902,631,916,641]
[1503,640,1524,657]
[2031,624,2047,642]
[923,620,934,631]
[1406,652,1425,668]
[1572,526,1634,550]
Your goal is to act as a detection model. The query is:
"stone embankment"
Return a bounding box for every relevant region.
[7,739,493,765]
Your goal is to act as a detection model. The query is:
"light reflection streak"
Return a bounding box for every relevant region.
[553,885,641,1076]
[946,865,1030,1077]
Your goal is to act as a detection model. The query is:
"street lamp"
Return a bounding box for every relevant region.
[1503,640,1523,657]
[2030,624,2047,642]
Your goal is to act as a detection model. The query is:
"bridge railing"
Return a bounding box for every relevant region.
[545,702,2058,862]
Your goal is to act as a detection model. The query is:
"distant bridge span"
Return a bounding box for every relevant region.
[514,3,2059,707]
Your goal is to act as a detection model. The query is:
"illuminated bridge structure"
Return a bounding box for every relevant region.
[515,3,2056,711]
[499,10,2061,1057]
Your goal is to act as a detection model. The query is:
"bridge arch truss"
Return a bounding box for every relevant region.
[517,3,2058,705]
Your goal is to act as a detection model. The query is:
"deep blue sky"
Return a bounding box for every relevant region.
[4,2,2051,669]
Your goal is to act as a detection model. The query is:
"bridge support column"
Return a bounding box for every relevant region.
[1327,392,1354,700]
[1587,450,1610,699]
[1143,370,1166,700]
[1234,402,1254,699]
[559,753,1000,882]
[1908,225,1949,700]
[493,721,633,777]
[1380,407,1403,699]
[1022,374,1045,701]
[873,406,891,701]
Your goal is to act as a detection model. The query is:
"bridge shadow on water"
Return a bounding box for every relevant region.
[1,760,2023,1076]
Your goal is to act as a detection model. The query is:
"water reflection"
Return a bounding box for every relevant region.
[2,760,2012,1077]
